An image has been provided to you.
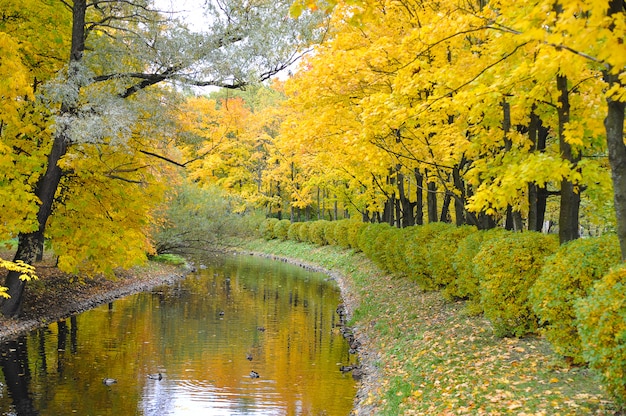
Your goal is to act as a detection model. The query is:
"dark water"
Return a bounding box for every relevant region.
[0,254,357,415]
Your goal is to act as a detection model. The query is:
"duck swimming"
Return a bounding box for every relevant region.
[102,378,117,386]
[147,373,163,380]
[249,371,260,378]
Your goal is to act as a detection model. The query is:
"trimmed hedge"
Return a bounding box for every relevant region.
[297,221,311,243]
[404,222,456,291]
[346,220,366,250]
[259,218,280,240]
[274,219,291,241]
[288,222,303,242]
[475,231,559,337]
[428,224,478,300]
[530,234,621,364]
[357,223,391,261]
[576,266,626,409]
[308,220,328,245]
[452,228,509,314]
[333,219,353,248]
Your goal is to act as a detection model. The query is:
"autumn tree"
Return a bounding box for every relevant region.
[0,0,325,316]
[281,0,621,246]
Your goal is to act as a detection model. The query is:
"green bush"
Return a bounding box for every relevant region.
[274,219,292,241]
[333,219,352,249]
[452,228,509,314]
[323,221,338,246]
[288,222,303,241]
[298,221,311,243]
[404,222,455,291]
[357,223,392,260]
[428,224,477,300]
[530,234,621,364]
[259,218,280,240]
[346,220,366,250]
[152,184,255,254]
[475,231,559,337]
[381,227,410,275]
[576,266,626,409]
[369,226,399,272]
[308,220,328,245]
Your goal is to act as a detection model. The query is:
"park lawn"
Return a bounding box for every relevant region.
[241,238,617,415]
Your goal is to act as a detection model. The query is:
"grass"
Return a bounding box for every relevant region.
[149,253,187,266]
[239,238,618,415]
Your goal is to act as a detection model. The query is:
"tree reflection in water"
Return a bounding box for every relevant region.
[0,255,357,415]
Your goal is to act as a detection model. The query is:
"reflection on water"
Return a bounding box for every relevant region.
[0,254,357,415]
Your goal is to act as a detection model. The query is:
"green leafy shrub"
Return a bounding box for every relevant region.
[403,222,455,291]
[323,221,338,246]
[274,219,292,241]
[381,227,410,275]
[427,224,477,300]
[530,234,621,364]
[152,184,254,254]
[308,220,328,245]
[333,219,353,248]
[259,218,280,240]
[357,223,392,261]
[475,231,559,337]
[298,221,311,243]
[576,266,626,409]
[346,220,366,250]
[368,226,400,272]
[452,228,509,313]
[288,222,303,241]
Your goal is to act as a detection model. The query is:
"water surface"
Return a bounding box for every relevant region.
[0,254,357,415]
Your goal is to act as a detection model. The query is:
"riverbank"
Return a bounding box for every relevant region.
[0,242,619,415]
[239,238,619,415]
[0,253,188,342]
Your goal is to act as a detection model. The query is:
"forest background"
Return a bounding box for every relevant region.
[1,0,626,410]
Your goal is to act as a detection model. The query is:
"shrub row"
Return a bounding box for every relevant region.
[257,217,625,407]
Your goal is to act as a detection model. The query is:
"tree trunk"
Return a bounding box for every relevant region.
[440,192,452,223]
[527,110,549,231]
[397,172,415,227]
[605,0,626,260]
[452,165,466,226]
[606,92,626,258]
[1,0,87,317]
[426,170,438,223]
[414,168,424,225]
[557,74,581,244]
[501,98,523,232]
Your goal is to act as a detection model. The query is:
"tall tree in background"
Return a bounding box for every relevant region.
[0,0,324,316]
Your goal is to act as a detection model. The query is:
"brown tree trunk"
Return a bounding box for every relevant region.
[605,0,626,260]
[557,74,581,244]
[1,0,87,317]
[414,168,424,225]
[452,165,466,226]
[426,170,438,223]
[397,172,411,227]
[527,110,549,231]
[440,192,452,223]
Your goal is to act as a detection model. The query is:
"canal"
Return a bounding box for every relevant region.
[0,254,357,415]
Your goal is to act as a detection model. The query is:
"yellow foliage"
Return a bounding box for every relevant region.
[0,258,37,298]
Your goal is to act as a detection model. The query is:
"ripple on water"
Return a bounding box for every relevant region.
[141,378,287,415]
